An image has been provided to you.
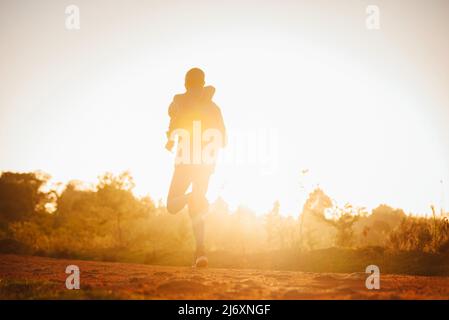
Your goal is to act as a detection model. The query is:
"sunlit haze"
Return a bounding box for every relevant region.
[1,0,448,215]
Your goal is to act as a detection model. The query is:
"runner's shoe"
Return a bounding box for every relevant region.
[195,255,208,268]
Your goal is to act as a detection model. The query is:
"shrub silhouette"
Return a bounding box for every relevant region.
[1,170,448,268]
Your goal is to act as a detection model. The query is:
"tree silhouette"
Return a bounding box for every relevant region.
[0,172,52,222]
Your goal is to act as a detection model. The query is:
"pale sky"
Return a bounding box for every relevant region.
[1,0,448,215]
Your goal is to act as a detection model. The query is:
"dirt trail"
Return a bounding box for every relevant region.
[1,254,448,299]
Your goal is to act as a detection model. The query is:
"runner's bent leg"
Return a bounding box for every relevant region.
[167,166,192,214]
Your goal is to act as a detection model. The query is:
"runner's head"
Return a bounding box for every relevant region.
[185,68,205,90]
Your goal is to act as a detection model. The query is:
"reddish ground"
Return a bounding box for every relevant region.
[1,254,449,299]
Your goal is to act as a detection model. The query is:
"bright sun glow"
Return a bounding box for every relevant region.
[201,46,448,215]
[1,1,448,216]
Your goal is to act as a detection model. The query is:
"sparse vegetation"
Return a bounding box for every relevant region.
[1,171,448,275]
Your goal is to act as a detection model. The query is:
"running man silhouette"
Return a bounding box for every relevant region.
[165,68,226,267]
